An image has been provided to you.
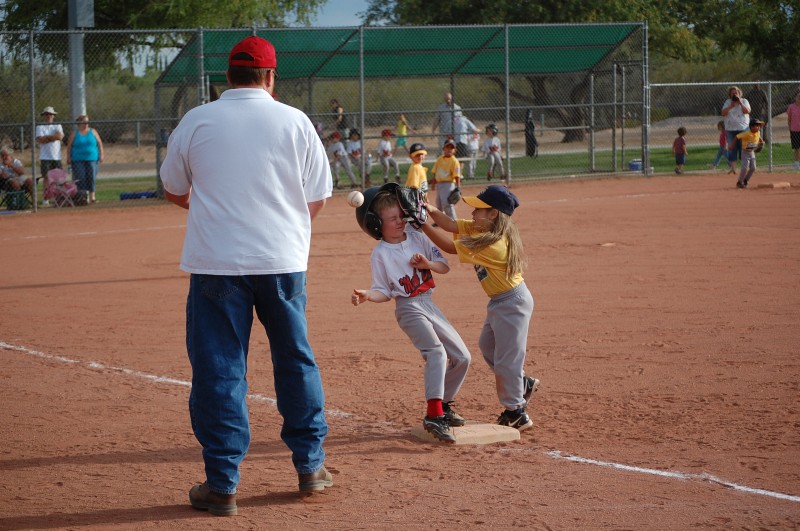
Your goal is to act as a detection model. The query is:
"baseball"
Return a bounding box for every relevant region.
[347,190,364,208]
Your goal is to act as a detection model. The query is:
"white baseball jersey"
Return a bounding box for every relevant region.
[482,137,501,154]
[370,227,448,300]
[378,139,393,158]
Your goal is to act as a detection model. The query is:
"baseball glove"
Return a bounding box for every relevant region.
[395,185,428,228]
[447,187,462,205]
[753,140,765,153]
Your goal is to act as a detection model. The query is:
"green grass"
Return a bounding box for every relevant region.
[12,143,793,211]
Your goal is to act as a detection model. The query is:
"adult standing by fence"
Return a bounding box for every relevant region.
[788,92,800,171]
[35,106,64,205]
[721,86,751,175]
[745,83,769,142]
[432,92,462,149]
[330,98,349,136]
[160,35,334,517]
[66,115,104,204]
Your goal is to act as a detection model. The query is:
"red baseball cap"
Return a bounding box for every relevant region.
[229,36,277,69]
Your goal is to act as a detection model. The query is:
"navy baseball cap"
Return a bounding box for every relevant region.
[463,185,520,216]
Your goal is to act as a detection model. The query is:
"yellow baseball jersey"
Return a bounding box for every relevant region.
[454,219,523,297]
[431,155,461,183]
[736,129,762,150]
[405,162,428,192]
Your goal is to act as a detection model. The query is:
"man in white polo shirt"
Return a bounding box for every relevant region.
[160,35,334,517]
[35,106,64,205]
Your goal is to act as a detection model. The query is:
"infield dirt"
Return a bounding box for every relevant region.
[1,172,799,529]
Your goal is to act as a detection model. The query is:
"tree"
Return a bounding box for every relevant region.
[1,0,326,30]
[0,0,326,70]
[361,0,796,143]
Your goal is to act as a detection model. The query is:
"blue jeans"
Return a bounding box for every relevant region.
[186,272,327,494]
[711,146,726,167]
[71,160,98,192]
[726,129,745,163]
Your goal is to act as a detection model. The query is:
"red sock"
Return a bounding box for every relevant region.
[427,399,443,418]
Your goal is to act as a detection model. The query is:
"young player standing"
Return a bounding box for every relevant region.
[347,128,372,185]
[672,126,688,174]
[405,142,429,199]
[481,124,504,181]
[422,185,540,431]
[735,118,764,188]
[377,129,401,183]
[352,184,471,443]
[326,131,358,189]
[430,137,461,220]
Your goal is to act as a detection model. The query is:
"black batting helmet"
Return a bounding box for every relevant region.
[355,183,428,240]
[486,123,498,135]
[355,183,399,240]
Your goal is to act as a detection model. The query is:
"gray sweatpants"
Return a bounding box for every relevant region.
[395,292,471,402]
[434,181,458,220]
[738,149,756,185]
[478,282,534,409]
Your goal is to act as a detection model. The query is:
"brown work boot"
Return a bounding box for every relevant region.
[189,482,237,516]
[298,466,334,492]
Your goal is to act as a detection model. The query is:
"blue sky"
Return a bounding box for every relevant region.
[306,0,369,27]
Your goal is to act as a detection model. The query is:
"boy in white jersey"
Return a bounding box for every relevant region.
[326,131,358,189]
[352,184,471,443]
[377,129,401,183]
[481,123,504,181]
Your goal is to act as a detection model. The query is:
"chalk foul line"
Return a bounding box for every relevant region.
[0,341,352,419]
[547,450,800,504]
[3,340,797,503]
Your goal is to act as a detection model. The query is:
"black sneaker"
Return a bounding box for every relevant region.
[442,401,466,427]
[523,376,540,406]
[423,416,456,443]
[736,181,745,189]
[497,407,534,431]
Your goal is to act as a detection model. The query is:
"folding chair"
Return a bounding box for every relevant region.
[43,168,82,207]
[0,178,32,211]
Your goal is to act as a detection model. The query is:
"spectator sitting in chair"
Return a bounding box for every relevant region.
[1,146,32,195]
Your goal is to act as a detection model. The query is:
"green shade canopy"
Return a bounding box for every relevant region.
[156,23,642,85]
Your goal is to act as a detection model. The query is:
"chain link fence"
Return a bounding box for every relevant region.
[3,24,795,214]
[647,81,800,174]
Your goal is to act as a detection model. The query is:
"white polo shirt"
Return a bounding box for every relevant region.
[160,88,333,275]
[35,123,64,161]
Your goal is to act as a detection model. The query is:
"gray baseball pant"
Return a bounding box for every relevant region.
[478,282,534,410]
[395,292,471,402]
[434,181,457,220]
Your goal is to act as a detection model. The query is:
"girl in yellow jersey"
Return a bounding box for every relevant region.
[422,185,539,431]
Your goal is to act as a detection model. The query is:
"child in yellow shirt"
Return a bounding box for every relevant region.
[405,142,429,199]
[735,119,764,189]
[430,137,461,219]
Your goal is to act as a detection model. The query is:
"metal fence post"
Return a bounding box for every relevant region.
[589,73,595,172]
[28,29,38,210]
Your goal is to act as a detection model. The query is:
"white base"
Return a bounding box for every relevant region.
[410,422,521,445]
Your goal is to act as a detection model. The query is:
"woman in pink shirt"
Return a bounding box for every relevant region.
[788,92,800,171]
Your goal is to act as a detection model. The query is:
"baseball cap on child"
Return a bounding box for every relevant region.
[41,106,57,115]
[462,185,520,216]
[749,118,764,127]
[443,136,456,148]
[409,143,427,157]
[229,36,277,69]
